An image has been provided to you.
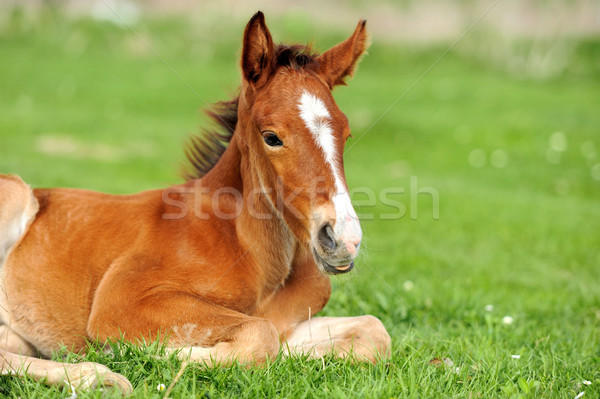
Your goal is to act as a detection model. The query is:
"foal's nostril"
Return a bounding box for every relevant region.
[318,223,337,251]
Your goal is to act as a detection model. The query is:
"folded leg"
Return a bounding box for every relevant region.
[89,277,281,366]
[283,315,391,363]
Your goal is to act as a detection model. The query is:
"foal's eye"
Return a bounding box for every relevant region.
[262,131,283,147]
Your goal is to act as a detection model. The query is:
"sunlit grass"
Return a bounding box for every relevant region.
[1,7,599,398]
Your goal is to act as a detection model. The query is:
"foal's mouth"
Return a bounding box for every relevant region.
[312,248,355,275]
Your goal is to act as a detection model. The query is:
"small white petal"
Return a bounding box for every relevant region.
[484,304,494,312]
[511,354,521,359]
[502,316,514,325]
[575,392,585,399]
[157,383,166,392]
[549,131,567,152]
[403,280,414,291]
[583,380,592,386]
[64,380,77,399]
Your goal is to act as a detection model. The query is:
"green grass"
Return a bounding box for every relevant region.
[1,6,600,398]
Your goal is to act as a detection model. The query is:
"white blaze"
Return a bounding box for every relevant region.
[297,91,362,254]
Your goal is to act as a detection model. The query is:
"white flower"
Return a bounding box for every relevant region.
[64,380,77,399]
[403,280,414,291]
[502,316,514,325]
[583,380,591,386]
[511,354,520,359]
[157,383,166,392]
[484,304,494,312]
[575,392,585,399]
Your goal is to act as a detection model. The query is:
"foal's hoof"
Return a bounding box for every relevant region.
[64,362,133,396]
[91,371,134,396]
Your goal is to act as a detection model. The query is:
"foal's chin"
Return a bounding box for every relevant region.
[312,248,355,276]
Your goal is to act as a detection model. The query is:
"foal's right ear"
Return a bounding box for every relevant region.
[241,11,275,87]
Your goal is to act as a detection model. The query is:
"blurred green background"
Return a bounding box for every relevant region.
[1,0,599,397]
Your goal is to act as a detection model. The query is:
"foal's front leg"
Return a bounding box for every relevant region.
[283,316,391,363]
[256,250,391,362]
[88,264,281,366]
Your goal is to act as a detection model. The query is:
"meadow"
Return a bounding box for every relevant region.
[0,6,599,398]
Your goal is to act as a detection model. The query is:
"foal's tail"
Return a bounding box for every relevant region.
[0,174,39,264]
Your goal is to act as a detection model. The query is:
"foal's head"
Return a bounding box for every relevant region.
[238,12,368,275]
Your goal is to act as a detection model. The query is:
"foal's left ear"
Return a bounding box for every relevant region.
[317,20,369,88]
[241,11,275,87]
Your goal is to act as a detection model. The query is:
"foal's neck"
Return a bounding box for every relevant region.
[201,135,297,290]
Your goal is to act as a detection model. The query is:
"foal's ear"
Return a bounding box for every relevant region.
[317,20,369,88]
[241,11,275,87]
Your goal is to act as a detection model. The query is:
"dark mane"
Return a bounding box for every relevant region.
[182,44,319,180]
[182,97,239,181]
[275,43,319,71]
